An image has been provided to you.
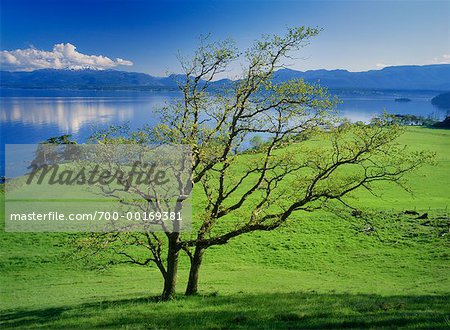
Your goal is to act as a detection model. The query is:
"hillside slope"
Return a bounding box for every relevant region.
[0,128,449,329]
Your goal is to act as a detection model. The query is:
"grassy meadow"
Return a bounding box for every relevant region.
[1,127,449,329]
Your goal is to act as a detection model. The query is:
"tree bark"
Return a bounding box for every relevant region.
[185,246,205,296]
[161,234,180,300]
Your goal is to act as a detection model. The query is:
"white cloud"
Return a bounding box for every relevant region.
[433,54,450,64]
[116,58,133,66]
[376,54,450,69]
[0,43,133,71]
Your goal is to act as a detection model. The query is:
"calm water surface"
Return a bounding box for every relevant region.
[0,88,446,174]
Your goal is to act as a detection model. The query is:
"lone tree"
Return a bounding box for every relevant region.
[73,26,431,300]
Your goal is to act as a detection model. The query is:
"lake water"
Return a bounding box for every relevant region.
[0,88,447,175]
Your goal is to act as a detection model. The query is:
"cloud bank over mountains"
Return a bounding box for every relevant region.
[0,43,133,71]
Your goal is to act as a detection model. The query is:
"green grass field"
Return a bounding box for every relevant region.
[1,127,449,329]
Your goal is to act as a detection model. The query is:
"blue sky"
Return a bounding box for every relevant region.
[1,0,449,75]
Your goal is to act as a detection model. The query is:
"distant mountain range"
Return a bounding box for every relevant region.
[1,64,449,91]
[0,69,181,90]
[273,65,450,91]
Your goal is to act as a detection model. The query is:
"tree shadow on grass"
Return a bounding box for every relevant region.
[1,292,449,329]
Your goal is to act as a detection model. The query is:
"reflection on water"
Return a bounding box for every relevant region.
[337,92,447,123]
[1,98,134,133]
[0,89,447,176]
[0,93,177,145]
[0,89,446,146]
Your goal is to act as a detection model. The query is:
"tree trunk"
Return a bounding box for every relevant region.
[161,235,180,300]
[185,246,205,296]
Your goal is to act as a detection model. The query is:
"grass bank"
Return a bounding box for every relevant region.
[1,127,449,329]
